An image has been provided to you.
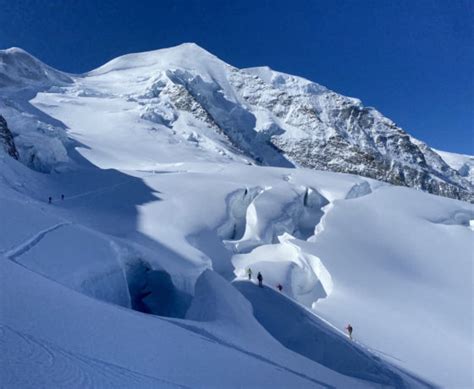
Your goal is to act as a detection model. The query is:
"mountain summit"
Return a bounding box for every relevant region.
[0,44,472,201]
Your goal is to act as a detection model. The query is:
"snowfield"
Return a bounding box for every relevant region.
[1,44,473,388]
[434,148,474,186]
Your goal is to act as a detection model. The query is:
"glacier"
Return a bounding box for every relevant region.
[0,43,473,388]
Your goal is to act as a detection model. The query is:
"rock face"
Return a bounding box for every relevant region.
[226,66,472,202]
[143,60,473,202]
[0,115,19,159]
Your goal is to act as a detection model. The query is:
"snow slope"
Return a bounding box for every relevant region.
[434,148,474,185]
[1,44,473,388]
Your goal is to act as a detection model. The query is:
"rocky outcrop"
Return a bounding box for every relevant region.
[0,115,19,159]
[141,63,473,202]
[228,67,474,202]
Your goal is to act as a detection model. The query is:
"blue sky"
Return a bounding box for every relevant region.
[0,0,472,153]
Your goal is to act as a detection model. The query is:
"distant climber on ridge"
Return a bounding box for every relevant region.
[257,272,263,287]
[48,196,52,204]
[346,324,353,340]
[247,267,252,280]
[277,283,283,292]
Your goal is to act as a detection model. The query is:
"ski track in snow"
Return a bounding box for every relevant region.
[64,181,132,201]
[4,222,71,261]
[60,169,174,203]
[0,325,188,389]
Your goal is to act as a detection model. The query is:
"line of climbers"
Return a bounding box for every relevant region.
[48,194,65,204]
[247,267,282,291]
[246,266,354,340]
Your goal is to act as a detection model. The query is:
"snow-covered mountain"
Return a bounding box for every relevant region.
[1,44,472,201]
[1,44,473,388]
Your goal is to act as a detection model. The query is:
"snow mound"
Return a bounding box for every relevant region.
[0,47,72,89]
[234,281,430,388]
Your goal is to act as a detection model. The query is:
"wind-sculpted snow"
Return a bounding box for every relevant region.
[226,185,329,253]
[233,234,333,307]
[218,187,264,241]
[218,184,334,308]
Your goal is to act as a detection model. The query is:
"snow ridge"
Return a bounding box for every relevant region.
[4,222,70,260]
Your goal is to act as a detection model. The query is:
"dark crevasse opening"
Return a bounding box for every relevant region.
[120,257,192,318]
[137,270,192,318]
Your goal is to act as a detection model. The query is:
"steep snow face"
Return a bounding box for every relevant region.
[1,44,471,200]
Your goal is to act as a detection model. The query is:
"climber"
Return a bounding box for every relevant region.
[48,196,52,204]
[277,283,283,292]
[247,267,252,280]
[61,194,64,200]
[257,272,263,287]
[346,324,353,340]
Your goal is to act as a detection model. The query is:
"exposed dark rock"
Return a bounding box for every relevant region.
[0,115,19,159]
